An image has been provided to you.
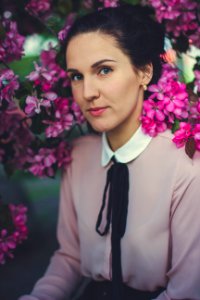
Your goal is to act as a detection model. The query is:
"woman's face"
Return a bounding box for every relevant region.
[66,32,151,148]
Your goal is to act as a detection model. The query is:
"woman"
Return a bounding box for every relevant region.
[19,5,200,300]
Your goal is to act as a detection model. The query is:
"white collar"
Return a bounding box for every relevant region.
[101,126,152,167]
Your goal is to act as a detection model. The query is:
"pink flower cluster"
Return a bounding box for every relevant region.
[27,141,71,177]
[141,64,189,137]
[0,69,19,105]
[82,0,93,9]
[0,18,25,63]
[194,70,200,93]
[99,0,119,8]
[58,13,76,42]
[0,108,34,170]
[44,98,85,138]
[148,0,200,48]
[26,47,69,92]
[173,122,200,150]
[25,46,84,137]
[25,92,57,115]
[25,0,52,18]
[0,204,28,264]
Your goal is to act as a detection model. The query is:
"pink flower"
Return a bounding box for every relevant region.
[0,18,25,63]
[100,0,119,7]
[25,0,52,18]
[148,0,199,41]
[27,147,57,177]
[71,101,85,124]
[193,124,200,150]
[25,92,57,115]
[172,122,192,148]
[58,13,76,41]
[0,69,19,105]
[141,115,167,137]
[194,70,200,93]
[44,97,74,138]
[143,99,165,121]
[189,27,200,48]
[82,0,93,9]
[0,105,34,170]
[56,141,71,168]
[0,203,28,264]
[162,81,189,119]
[27,47,70,91]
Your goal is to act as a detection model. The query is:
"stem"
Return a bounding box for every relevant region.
[28,9,57,37]
[0,60,11,69]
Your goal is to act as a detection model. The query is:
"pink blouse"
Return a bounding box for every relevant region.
[19,130,200,300]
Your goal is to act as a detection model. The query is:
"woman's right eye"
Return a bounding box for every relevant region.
[70,73,83,81]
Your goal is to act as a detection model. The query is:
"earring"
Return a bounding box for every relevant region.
[143,84,147,91]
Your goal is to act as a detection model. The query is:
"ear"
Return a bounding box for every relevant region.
[139,63,153,86]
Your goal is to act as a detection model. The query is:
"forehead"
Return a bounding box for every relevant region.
[66,32,130,69]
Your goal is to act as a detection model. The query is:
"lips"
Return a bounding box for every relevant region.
[88,106,108,116]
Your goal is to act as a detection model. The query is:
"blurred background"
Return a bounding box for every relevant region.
[0,0,200,299]
[0,167,60,299]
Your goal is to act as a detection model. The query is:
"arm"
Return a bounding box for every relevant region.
[153,154,200,300]
[19,166,82,300]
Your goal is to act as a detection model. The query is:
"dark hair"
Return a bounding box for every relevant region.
[64,4,165,84]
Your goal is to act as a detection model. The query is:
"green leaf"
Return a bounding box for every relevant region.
[30,113,46,134]
[172,119,180,133]
[122,0,141,5]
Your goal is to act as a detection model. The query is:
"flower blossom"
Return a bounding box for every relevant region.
[141,99,167,137]
[27,147,57,177]
[0,18,25,63]
[25,0,52,18]
[44,97,74,138]
[27,141,71,177]
[25,92,57,115]
[0,107,34,170]
[189,27,200,49]
[194,70,200,93]
[100,0,119,7]
[148,0,199,44]
[172,122,192,148]
[56,141,71,168]
[0,204,28,264]
[82,0,93,9]
[71,101,85,124]
[58,13,76,42]
[27,47,69,91]
[193,124,200,150]
[142,63,189,137]
[0,69,19,105]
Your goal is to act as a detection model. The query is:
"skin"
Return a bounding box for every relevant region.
[66,32,153,151]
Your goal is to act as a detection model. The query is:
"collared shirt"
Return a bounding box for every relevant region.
[101,126,152,166]
[20,131,200,300]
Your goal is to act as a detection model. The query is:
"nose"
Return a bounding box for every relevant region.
[83,77,100,101]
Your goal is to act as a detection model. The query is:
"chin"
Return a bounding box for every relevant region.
[88,123,109,134]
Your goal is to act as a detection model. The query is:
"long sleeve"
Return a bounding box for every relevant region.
[19,166,82,300]
[153,153,200,300]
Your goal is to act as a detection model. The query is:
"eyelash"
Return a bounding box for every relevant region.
[69,66,113,82]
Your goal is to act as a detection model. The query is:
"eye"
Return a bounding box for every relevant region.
[69,73,83,81]
[99,66,113,75]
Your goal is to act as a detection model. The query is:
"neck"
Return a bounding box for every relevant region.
[107,119,141,152]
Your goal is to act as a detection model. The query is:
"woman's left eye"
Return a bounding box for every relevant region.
[99,67,112,75]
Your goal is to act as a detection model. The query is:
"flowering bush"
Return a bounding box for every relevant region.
[0,0,200,263]
[0,202,28,264]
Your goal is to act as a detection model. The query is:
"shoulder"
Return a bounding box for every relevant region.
[146,129,200,178]
[66,134,102,171]
[71,134,101,157]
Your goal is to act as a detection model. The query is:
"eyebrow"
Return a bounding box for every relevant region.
[67,59,117,73]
